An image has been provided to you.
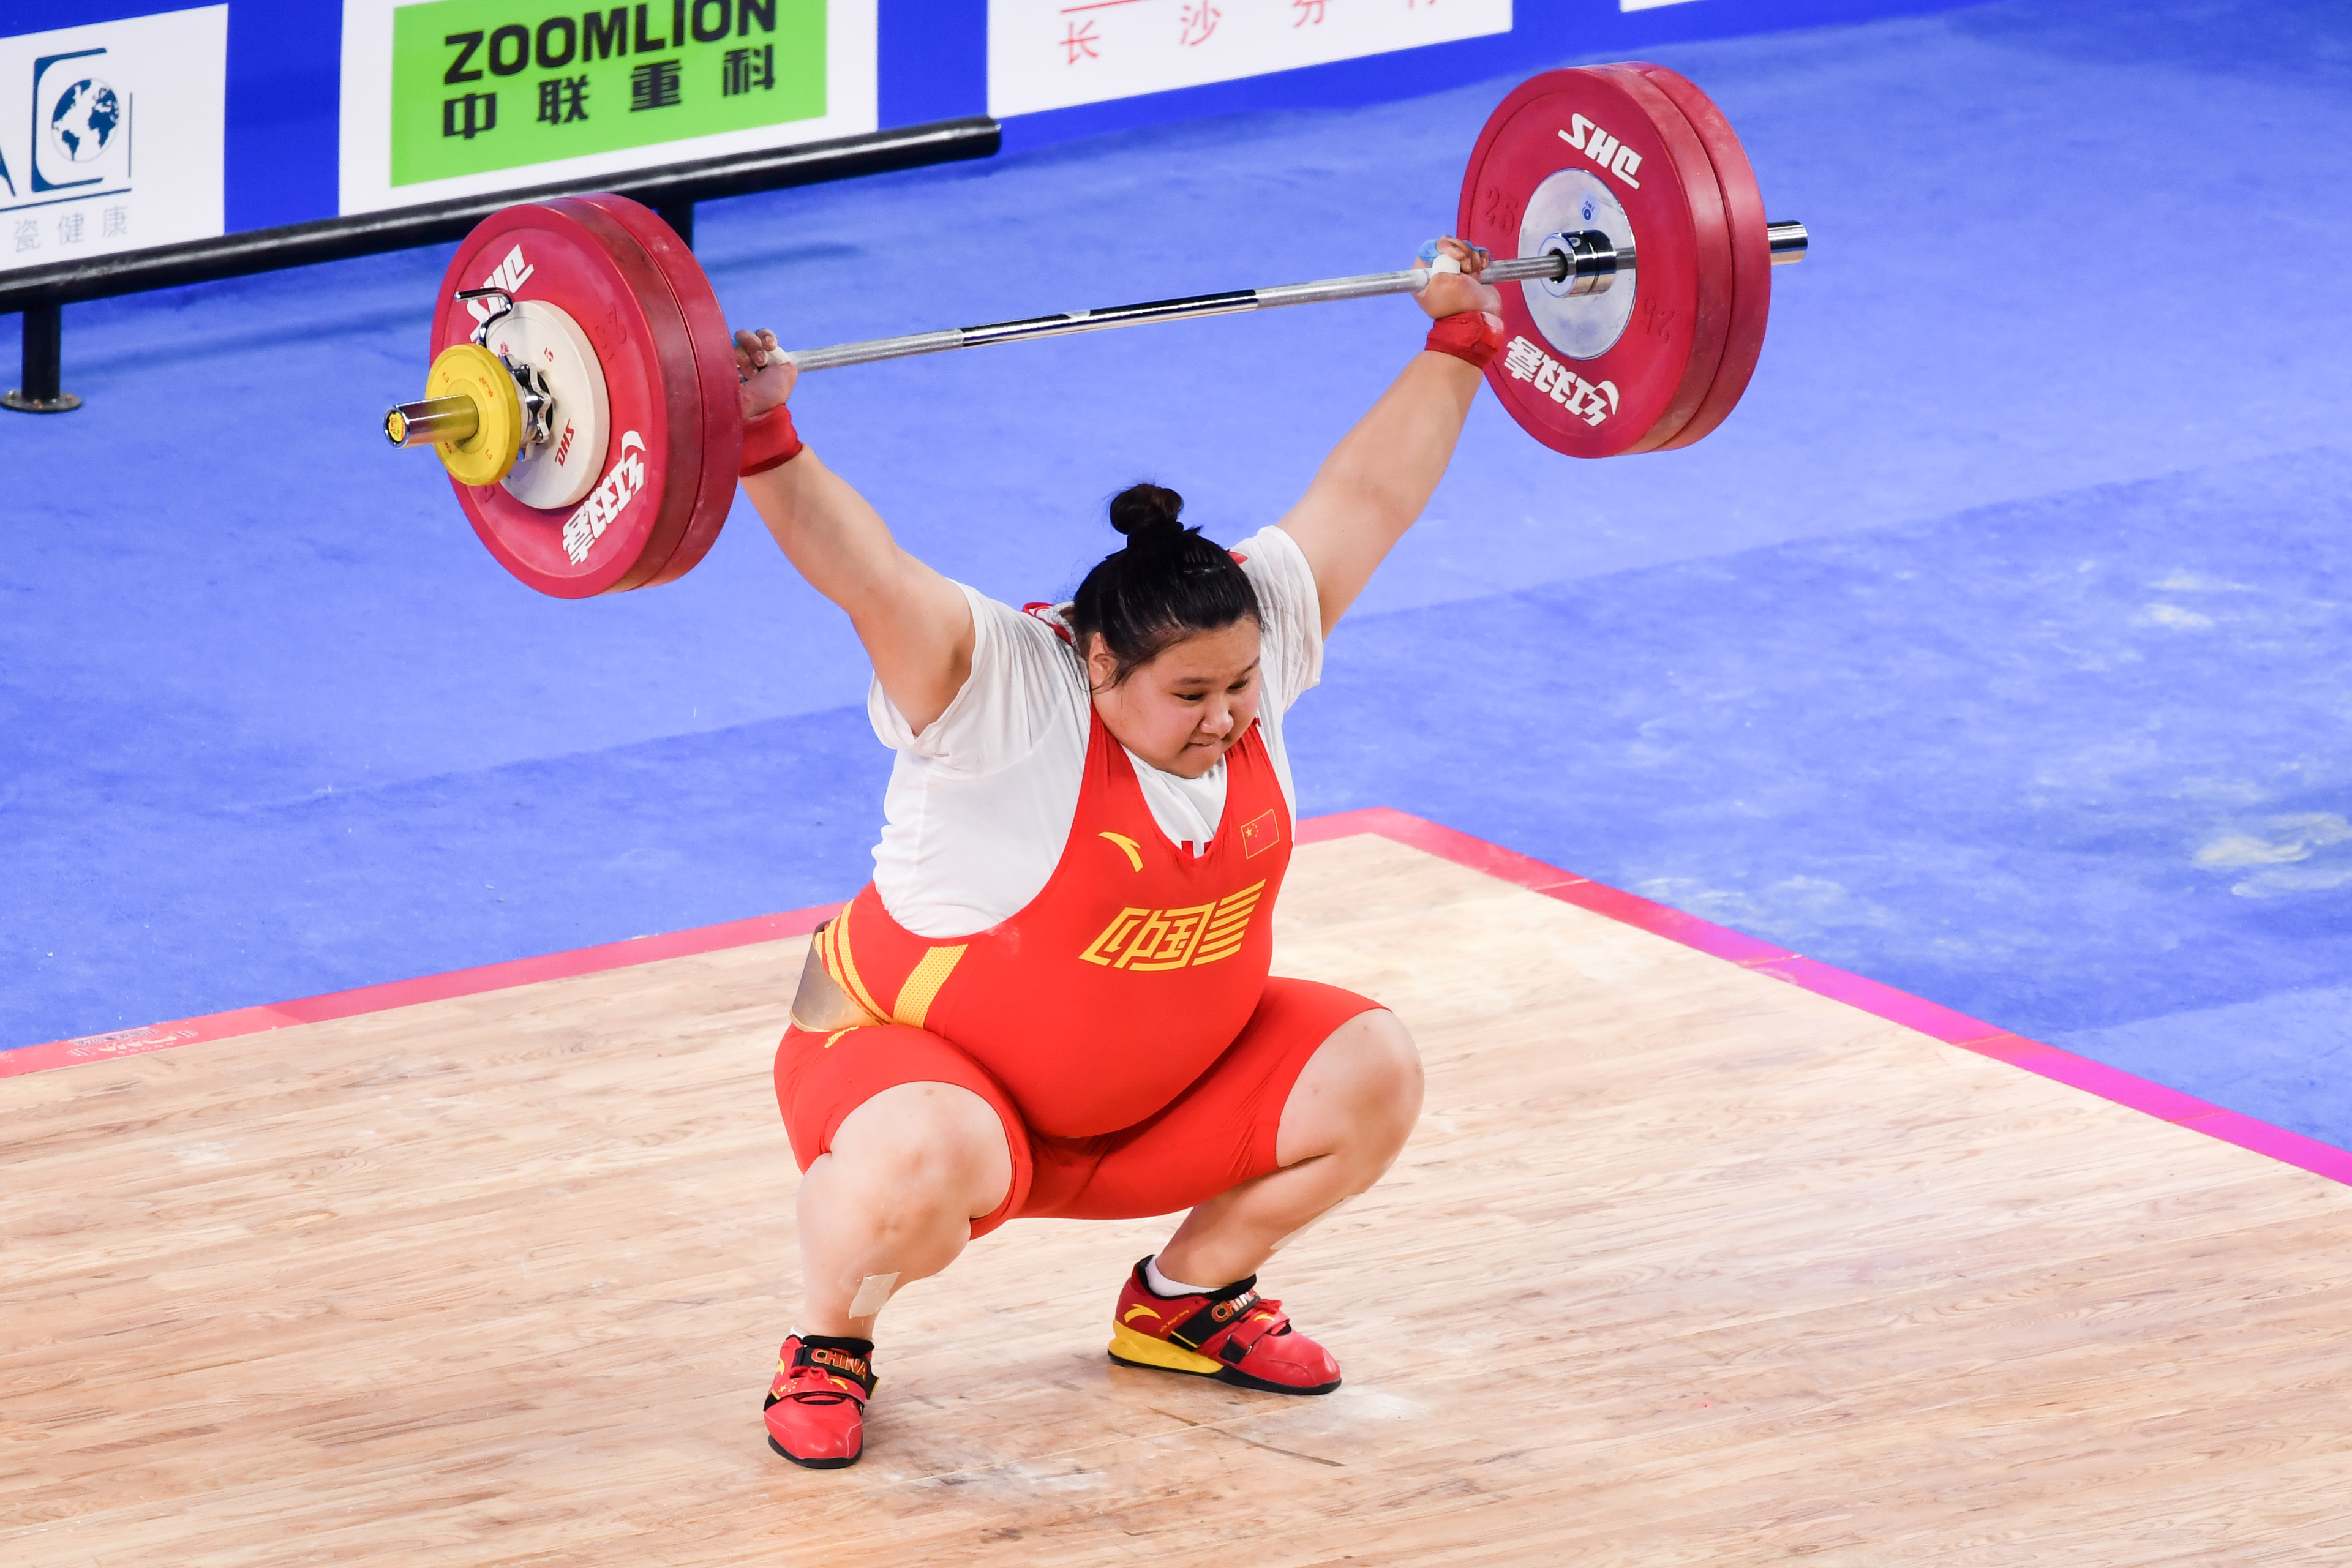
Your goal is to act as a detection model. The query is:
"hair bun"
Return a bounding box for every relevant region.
[1108,482,1186,544]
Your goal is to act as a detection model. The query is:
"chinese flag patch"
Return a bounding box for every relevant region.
[1239,808,1280,859]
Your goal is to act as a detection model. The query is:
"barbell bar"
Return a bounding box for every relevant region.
[385,64,1809,598]
[386,222,1805,451]
[776,222,1802,374]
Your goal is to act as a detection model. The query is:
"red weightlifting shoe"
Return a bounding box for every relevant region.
[1106,1256,1341,1395]
[763,1333,877,1469]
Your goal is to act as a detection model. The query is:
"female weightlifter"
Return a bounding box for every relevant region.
[729,238,1504,1469]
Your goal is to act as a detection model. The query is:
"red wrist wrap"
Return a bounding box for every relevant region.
[740,404,804,476]
[1423,310,1506,370]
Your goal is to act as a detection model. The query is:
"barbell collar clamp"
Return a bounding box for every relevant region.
[511,361,556,451]
[457,286,518,347]
[385,355,554,453]
[1509,231,1629,299]
[386,394,481,448]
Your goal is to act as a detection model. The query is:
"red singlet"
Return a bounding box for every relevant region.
[775,710,1379,1234]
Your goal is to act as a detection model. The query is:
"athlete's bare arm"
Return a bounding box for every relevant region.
[1274,237,1503,637]
[735,236,1491,713]
[732,328,975,735]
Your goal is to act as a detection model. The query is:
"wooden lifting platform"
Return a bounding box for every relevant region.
[6,817,2350,1565]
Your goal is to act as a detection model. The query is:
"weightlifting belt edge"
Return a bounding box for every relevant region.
[791,920,885,1033]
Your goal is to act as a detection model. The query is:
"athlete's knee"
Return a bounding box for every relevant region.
[1343,1010,1424,1141]
[1280,1009,1423,1166]
[828,1081,1013,1220]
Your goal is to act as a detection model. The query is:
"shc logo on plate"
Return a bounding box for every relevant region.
[1558,116,1644,189]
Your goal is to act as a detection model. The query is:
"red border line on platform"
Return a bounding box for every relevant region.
[11,808,2346,1191]
[1299,807,2352,1188]
[0,904,842,1081]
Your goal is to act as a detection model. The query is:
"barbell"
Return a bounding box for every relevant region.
[385,64,1807,599]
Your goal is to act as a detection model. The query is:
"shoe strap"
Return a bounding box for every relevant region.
[1171,1291,1290,1362]
[783,1339,878,1405]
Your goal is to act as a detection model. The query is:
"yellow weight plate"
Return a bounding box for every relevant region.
[422,342,522,487]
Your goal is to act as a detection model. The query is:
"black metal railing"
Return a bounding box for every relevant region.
[1,115,999,412]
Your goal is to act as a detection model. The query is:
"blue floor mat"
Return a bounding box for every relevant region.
[1295,446,2352,1142]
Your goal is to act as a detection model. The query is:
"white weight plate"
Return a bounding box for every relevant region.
[1518,168,1637,362]
[486,299,611,511]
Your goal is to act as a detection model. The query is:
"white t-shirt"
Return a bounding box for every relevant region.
[867,525,1324,938]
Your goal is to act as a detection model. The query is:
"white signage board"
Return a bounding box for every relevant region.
[337,0,879,217]
[0,6,228,276]
[989,0,1512,119]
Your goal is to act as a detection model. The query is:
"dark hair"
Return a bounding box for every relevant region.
[1069,483,1263,687]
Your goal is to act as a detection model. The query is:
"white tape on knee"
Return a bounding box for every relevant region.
[847,1272,899,1319]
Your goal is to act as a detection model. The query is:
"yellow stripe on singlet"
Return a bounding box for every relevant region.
[890,945,967,1030]
[824,902,889,1022]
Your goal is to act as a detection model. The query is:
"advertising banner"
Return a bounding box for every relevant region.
[0,6,229,277]
[988,0,1511,118]
[340,0,879,214]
